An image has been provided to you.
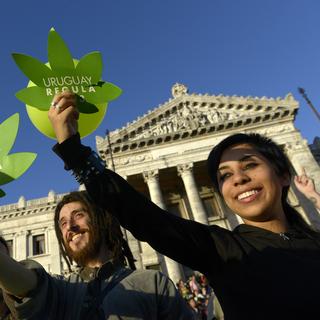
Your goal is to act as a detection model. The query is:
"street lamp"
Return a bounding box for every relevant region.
[105,129,116,171]
[298,87,320,122]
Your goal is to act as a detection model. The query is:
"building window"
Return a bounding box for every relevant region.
[202,196,221,217]
[32,234,45,255]
[167,200,189,219]
[167,202,182,217]
[6,240,13,257]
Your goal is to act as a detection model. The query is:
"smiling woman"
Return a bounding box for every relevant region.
[218,144,288,227]
[49,92,320,320]
[208,133,315,234]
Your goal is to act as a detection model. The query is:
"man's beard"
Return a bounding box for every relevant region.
[64,226,101,266]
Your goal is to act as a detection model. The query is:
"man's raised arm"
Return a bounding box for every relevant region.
[0,251,37,298]
[48,92,216,274]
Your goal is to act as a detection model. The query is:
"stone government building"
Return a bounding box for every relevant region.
[0,83,319,284]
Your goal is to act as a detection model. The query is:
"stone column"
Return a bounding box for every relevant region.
[123,228,144,270]
[177,163,208,225]
[15,230,29,261]
[121,176,144,270]
[48,226,62,274]
[143,170,166,209]
[143,170,184,284]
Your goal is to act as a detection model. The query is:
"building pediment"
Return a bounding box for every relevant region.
[96,84,299,155]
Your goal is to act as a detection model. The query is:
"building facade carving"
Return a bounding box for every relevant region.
[172,83,188,98]
[0,84,319,285]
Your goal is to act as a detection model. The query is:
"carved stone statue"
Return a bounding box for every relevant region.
[172,83,188,98]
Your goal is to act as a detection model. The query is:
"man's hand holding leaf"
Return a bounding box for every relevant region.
[12,28,122,139]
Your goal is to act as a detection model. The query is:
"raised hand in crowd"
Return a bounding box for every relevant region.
[48,91,79,143]
[294,167,320,210]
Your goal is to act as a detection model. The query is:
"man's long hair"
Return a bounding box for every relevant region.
[54,191,136,271]
[207,133,318,235]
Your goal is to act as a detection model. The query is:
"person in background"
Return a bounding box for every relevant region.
[188,275,200,296]
[187,298,202,320]
[177,279,190,300]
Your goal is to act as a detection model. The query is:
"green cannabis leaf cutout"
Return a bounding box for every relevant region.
[12,28,122,114]
[0,114,37,198]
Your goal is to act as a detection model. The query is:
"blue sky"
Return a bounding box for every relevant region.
[0,0,319,205]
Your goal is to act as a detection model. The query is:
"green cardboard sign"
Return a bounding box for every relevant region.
[12,28,122,139]
[0,114,37,197]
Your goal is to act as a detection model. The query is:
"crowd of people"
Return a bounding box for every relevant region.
[177,274,213,319]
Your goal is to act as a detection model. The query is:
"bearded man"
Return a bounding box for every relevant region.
[0,190,193,320]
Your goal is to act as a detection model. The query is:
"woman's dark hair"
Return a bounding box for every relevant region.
[207,133,317,234]
[54,191,136,271]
